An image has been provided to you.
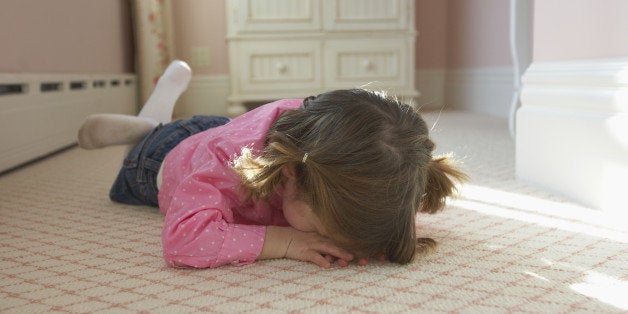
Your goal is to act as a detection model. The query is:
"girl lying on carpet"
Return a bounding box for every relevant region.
[78,61,467,269]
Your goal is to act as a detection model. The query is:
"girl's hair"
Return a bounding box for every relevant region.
[232,89,467,263]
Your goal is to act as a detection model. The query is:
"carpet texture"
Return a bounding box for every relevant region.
[1,111,626,313]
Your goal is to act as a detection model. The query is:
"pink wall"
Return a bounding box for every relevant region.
[171,0,229,75]
[415,0,448,69]
[534,0,628,61]
[445,0,511,69]
[0,0,518,75]
[415,0,512,70]
[0,0,134,73]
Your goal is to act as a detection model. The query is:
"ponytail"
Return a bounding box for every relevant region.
[232,133,303,201]
[416,237,437,255]
[419,156,468,214]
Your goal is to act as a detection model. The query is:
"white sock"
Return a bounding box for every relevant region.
[77,60,191,150]
[138,60,192,123]
[78,114,158,150]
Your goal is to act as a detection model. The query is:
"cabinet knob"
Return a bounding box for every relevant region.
[362,59,374,71]
[275,62,288,74]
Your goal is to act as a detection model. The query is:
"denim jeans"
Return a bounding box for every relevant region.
[109,115,230,207]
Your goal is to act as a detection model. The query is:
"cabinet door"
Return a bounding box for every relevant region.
[323,0,410,31]
[324,38,410,89]
[229,0,321,33]
[235,40,322,93]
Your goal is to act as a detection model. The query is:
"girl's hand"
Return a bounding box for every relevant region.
[356,253,387,266]
[260,226,354,268]
[285,229,354,268]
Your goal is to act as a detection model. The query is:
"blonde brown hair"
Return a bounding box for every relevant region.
[233,89,467,263]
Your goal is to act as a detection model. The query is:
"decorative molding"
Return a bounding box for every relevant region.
[516,58,628,214]
[521,58,628,114]
[444,66,514,118]
[508,0,533,138]
[177,66,522,118]
[415,68,445,110]
[523,58,628,87]
[174,75,231,118]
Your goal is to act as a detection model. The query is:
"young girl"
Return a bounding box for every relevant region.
[78,61,467,269]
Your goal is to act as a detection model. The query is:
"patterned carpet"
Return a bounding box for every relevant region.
[1,111,626,313]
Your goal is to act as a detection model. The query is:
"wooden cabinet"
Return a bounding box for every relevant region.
[226,0,418,115]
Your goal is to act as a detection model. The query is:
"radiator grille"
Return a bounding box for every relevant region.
[0,73,138,173]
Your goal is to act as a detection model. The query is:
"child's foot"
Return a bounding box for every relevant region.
[78,114,158,149]
[77,61,190,149]
[138,60,192,123]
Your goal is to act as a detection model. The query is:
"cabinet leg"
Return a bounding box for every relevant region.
[227,102,247,117]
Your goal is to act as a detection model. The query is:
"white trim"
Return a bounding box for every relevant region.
[523,58,628,87]
[444,66,514,118]
[516,58,628,214]
[415,68,445,110]
[508,0,533,137]
[521,58,628,114]
[174,75,231,118]
[0,73,137,173]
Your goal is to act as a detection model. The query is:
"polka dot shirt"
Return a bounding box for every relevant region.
[158,99,302,268]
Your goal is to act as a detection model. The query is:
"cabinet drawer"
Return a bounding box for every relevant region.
[324,39,410,88]
[235,41,322,92]
[229,0,321,33]
[323,0,410,31]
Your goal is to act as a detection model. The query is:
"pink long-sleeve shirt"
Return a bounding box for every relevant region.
[157,99,302,268]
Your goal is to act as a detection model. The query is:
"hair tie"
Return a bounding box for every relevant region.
[302,153,309,163]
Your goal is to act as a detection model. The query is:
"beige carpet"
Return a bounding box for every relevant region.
[1,111,626,313]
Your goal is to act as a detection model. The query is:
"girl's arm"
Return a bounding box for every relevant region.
[162,192,353,269]
[162,209,267,268]
[259,226,354,268]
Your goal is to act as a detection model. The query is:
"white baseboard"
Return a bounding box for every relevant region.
[175,70,516,118]
[415,69,446,110]
[0,73,137,173]
[175,75,230,118]
[516,58,628,214]
[444,66,514,118]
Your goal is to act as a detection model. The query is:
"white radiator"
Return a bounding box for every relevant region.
[0,73,138,173]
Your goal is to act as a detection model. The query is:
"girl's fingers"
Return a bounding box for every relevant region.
[322,254,351,267]
[309,240,353,268]
[312,241,353,262]
[324,254,334,263]
[285,229,357,268]
[308,252,332,268]
[357,257,369,266]
[337,259,350,267]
